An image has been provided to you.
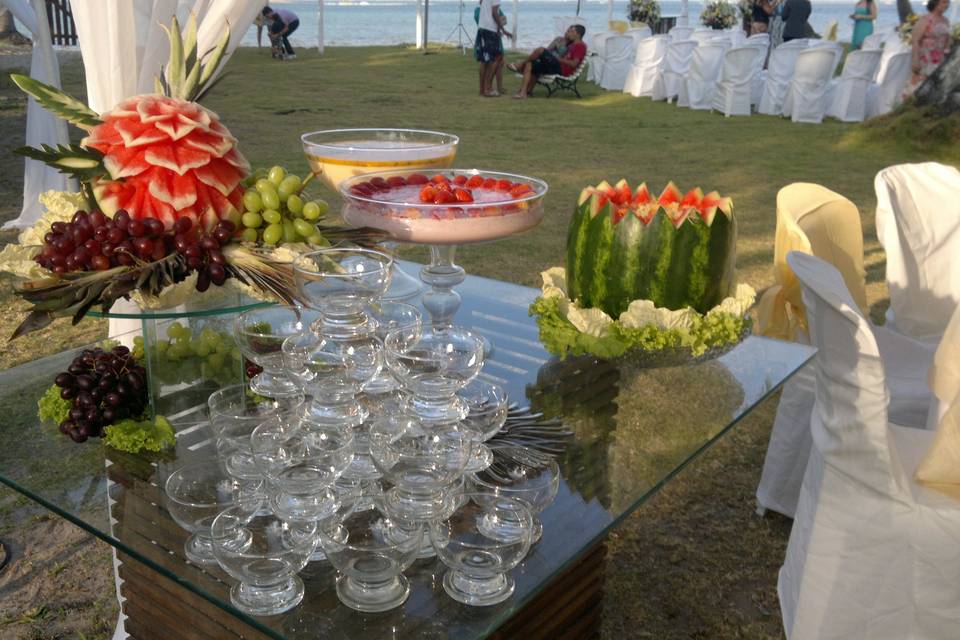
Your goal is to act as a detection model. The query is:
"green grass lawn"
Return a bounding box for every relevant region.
[0,45,952,639]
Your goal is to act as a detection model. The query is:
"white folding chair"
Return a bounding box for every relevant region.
[757,42,806,115]
[826,49,882,122]
[782,47,839,123]
[779,251,960,640]
[668,25,694,41]
[553,15,587,38]
[712,46,763,116]
[652,39,698,102]
[623,35,668,97]
[587,31,618,83]
[875,162,960,342]
[598,35,635,90]
[875,30,909,81]
[691,28,717,45]
[865,51,910,118]
[676,43,727,109]
[625,25,652,47]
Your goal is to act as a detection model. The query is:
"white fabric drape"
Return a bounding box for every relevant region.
[2,0,77,230]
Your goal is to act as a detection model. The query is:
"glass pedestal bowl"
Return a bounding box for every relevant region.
[458,380,508,473]
[211,506,318,616]
[471,459,560,544]
[165,460,259,566]
[234,306,311,398]
[251,416,355,523]
[339,169,548,330]
[301,128,459,302]
[319,508,422,613]
[430,493,532,606]
[364,301,423,396]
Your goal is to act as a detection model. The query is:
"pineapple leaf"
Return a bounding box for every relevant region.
[182,13,199,77]
[154,75,164,95]
[182,55,202,103]
[196,24,231,100]
[14,144,106,181]
[10,74,100,128]
[161,18,187,99]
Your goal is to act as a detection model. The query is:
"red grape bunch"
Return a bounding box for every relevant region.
[172,218,236,292]
[54,345,148,443]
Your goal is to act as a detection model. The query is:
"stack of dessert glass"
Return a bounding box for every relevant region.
[164,247,559,617]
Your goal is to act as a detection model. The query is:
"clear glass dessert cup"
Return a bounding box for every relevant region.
[212,506,318,616]
[364,301,423,396]
[251,416,355,523]
[234,305,310,398]
[470,459,560,544]
[458,380,508,472]
[292,248,393,340]
[383,325,484,424]
[319,507,422,613]
[369,414,472,523]
[165,460,258,566]
[430,493,533,606]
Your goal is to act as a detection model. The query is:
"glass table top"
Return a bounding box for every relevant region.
[0,263,814,639]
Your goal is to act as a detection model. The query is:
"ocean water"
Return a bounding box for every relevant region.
[246,0,924,50]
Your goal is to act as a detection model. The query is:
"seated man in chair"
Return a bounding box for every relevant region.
[509,24,587,98]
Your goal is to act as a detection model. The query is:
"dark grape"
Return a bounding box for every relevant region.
[208,250,226,265]
[187,256,203,270]
[72,247,90,265]
[102,407,116,424]
[107,227,125,243]
[218,220,236,233]
[213,228,232,244]
[184,245,202,259]
[75,375,94,391]
[70,429,88,443]
[144,218,164,237]
[209,263,226,286]
[125,372,143,389]
[44,231,56,244]
[117,252,135,267]
[174,217,193,234]
[150,241,166,262]
[115,383,131,398]
[85,408,102,425]
[69,407,85,421]
[51,221,68,234]
[59,421,71,435]
[133,237,154,257]
[84,239,102,255]
[54,237,74,255]
[128,220,146,237]
[89,210,108,228]
[90,388,103,402]
[52,265,66,275]
[67,363,85,375]
[93,226,110,242]
[60,386,77,400]
[77,392,94,408]
[55,372,75,388]
[72,210,88,225]
[92,255,111,271]
[113,210,130,229]
[113,346,130,357]
[196,270,211,292]
[174,234,192,253]
[104,393,121,407]
[200,236,219,251]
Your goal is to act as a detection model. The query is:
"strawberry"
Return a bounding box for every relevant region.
[453,175,468,186]
[454,188,474,203]
[433,190,456,205]
[387,176,407,188]
[431,174,451,185]
[419,185,437,203]
[465,175,484,189]
[370,177,389,191]
[510,183,533,198]
[407,173,429,185]
[496,179,513,192]
[482,177,498,189]
[434,180,453,193]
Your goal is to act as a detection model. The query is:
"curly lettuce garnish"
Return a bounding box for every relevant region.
[103,415,176,454]
[529,268,755,359]
[37,384,71,424]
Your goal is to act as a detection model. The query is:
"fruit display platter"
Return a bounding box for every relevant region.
[529,179,756,365]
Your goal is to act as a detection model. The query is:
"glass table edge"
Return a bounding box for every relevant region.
[0,472,289,640]
[87,299,274,320]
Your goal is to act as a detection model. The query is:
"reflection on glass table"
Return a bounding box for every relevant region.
[0,262,814,640]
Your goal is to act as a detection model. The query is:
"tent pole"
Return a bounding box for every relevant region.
[317,0,325,55]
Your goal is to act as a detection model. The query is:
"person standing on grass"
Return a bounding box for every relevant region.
[475,0,506,97]
[781,0,812,41]
[474,2,513,96]
[511,24,586,99]
[850,0,877,49]
[262,6,300,60]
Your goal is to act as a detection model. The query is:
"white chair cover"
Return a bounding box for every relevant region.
[826,49,882,122]
[587,31,618,83]
[669,25,694,41]
[598,35,635,90]
[725,27,746,45]
[676,43,727,108]
[925,303,960,431]
[2,0,77,230]
[758,43,805,115]
[782,47,839,123]
[691,28,718,45]
[623,35,668,97]
[875,162,960,341]
[625,25,653,47]
[554,15,587,38]
[712,46,763,116]
[865,51,910,118]
[875,30,910,81]
[651,39,698,102]
[861,32,886,50]
[778,251,960,640]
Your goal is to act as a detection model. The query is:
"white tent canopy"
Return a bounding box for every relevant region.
[2,0,76,230]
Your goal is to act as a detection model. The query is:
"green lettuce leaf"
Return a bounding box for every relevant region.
[37,384,70,424]
[103,415,176,454]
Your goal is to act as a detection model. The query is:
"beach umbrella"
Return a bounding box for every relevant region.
[1,0,75,230]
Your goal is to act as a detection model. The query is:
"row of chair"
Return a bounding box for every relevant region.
[589,26,911,123]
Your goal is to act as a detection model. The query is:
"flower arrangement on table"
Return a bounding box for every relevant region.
[5,15,381,452]
[529,180,755,364]
[700,0,740,29]
[627,0,661,27]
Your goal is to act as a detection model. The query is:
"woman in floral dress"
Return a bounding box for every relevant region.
[906,0,952,95]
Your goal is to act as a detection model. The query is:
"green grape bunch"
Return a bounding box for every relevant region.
[133,322,244,387]
[240,165,331,246]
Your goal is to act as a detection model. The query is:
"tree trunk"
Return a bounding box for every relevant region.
[914,46,960,115]
[896,0,915,23]
[0,7,31,44]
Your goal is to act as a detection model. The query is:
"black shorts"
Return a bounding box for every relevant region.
[474,28,502,63]
[531,51,563,76]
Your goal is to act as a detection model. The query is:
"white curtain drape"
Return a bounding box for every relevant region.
[2,0,77,230]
